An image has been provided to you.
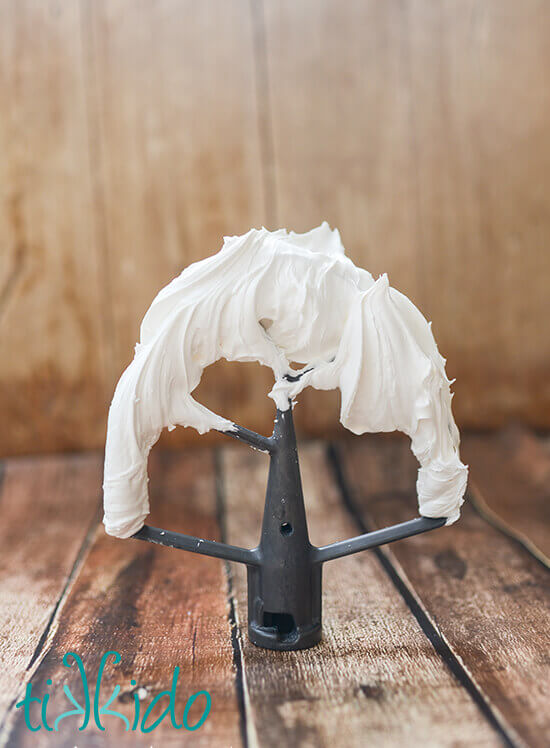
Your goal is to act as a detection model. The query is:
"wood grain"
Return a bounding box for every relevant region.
[0,1,110,455]
[1,438,546,746]
[263,0,550,430]
[403,1,550,429]
[0,454,101,724]
[1,0,550,454]
[82,0,269,445]
[221,442,501,747]
[462,426,550,561]
[340,433,550,747]
[261,0,421,439]
[1,451,242,747]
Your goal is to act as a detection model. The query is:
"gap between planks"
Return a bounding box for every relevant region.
[0,514,100,742]
[462,427,550,569]
[3,434,541,746]
[0,454,103,741]
[219,442,508,748]
[338,433,550,748]
[1,451,242,748]
[327,444,516,748]
[214,449,252,748]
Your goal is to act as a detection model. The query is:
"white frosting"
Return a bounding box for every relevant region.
[103,223,468,538]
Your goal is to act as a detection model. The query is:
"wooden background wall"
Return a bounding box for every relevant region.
[1,0,549,456]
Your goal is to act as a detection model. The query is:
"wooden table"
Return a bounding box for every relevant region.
[0,427,548,747]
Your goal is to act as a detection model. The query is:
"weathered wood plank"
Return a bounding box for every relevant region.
[462,427,550,562]
[83,0,273,445]
[0,454,101,727]
[403,1,550,429]
[2,451,242,747]
[221,442,501,747]
[261,0,420,439]
[340,434,550,747]
[264,0,550,429]
[263,0,421,296]
[0,1,110,455]
[2,1,550,455]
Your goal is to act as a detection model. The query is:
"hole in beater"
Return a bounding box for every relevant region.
[280,522,293,536]
[263,611,296,638]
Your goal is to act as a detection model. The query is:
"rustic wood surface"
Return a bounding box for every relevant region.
[0,454,101,725]
[1,450,241,747]
[1,1,550,455]
[222,444,500,747]
[0,0,110,454]
[0,429,548,746]
[340,434,550,747]
[462,427,550,562]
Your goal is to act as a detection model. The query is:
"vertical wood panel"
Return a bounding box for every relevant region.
[263,0,550,430]
[81,0,272,448]
[263,0,423,304]
[261,0,423,437]
[1,1,550,455]
[83,0,266,376]
[0,1,109,454]
[405,1,550,427]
